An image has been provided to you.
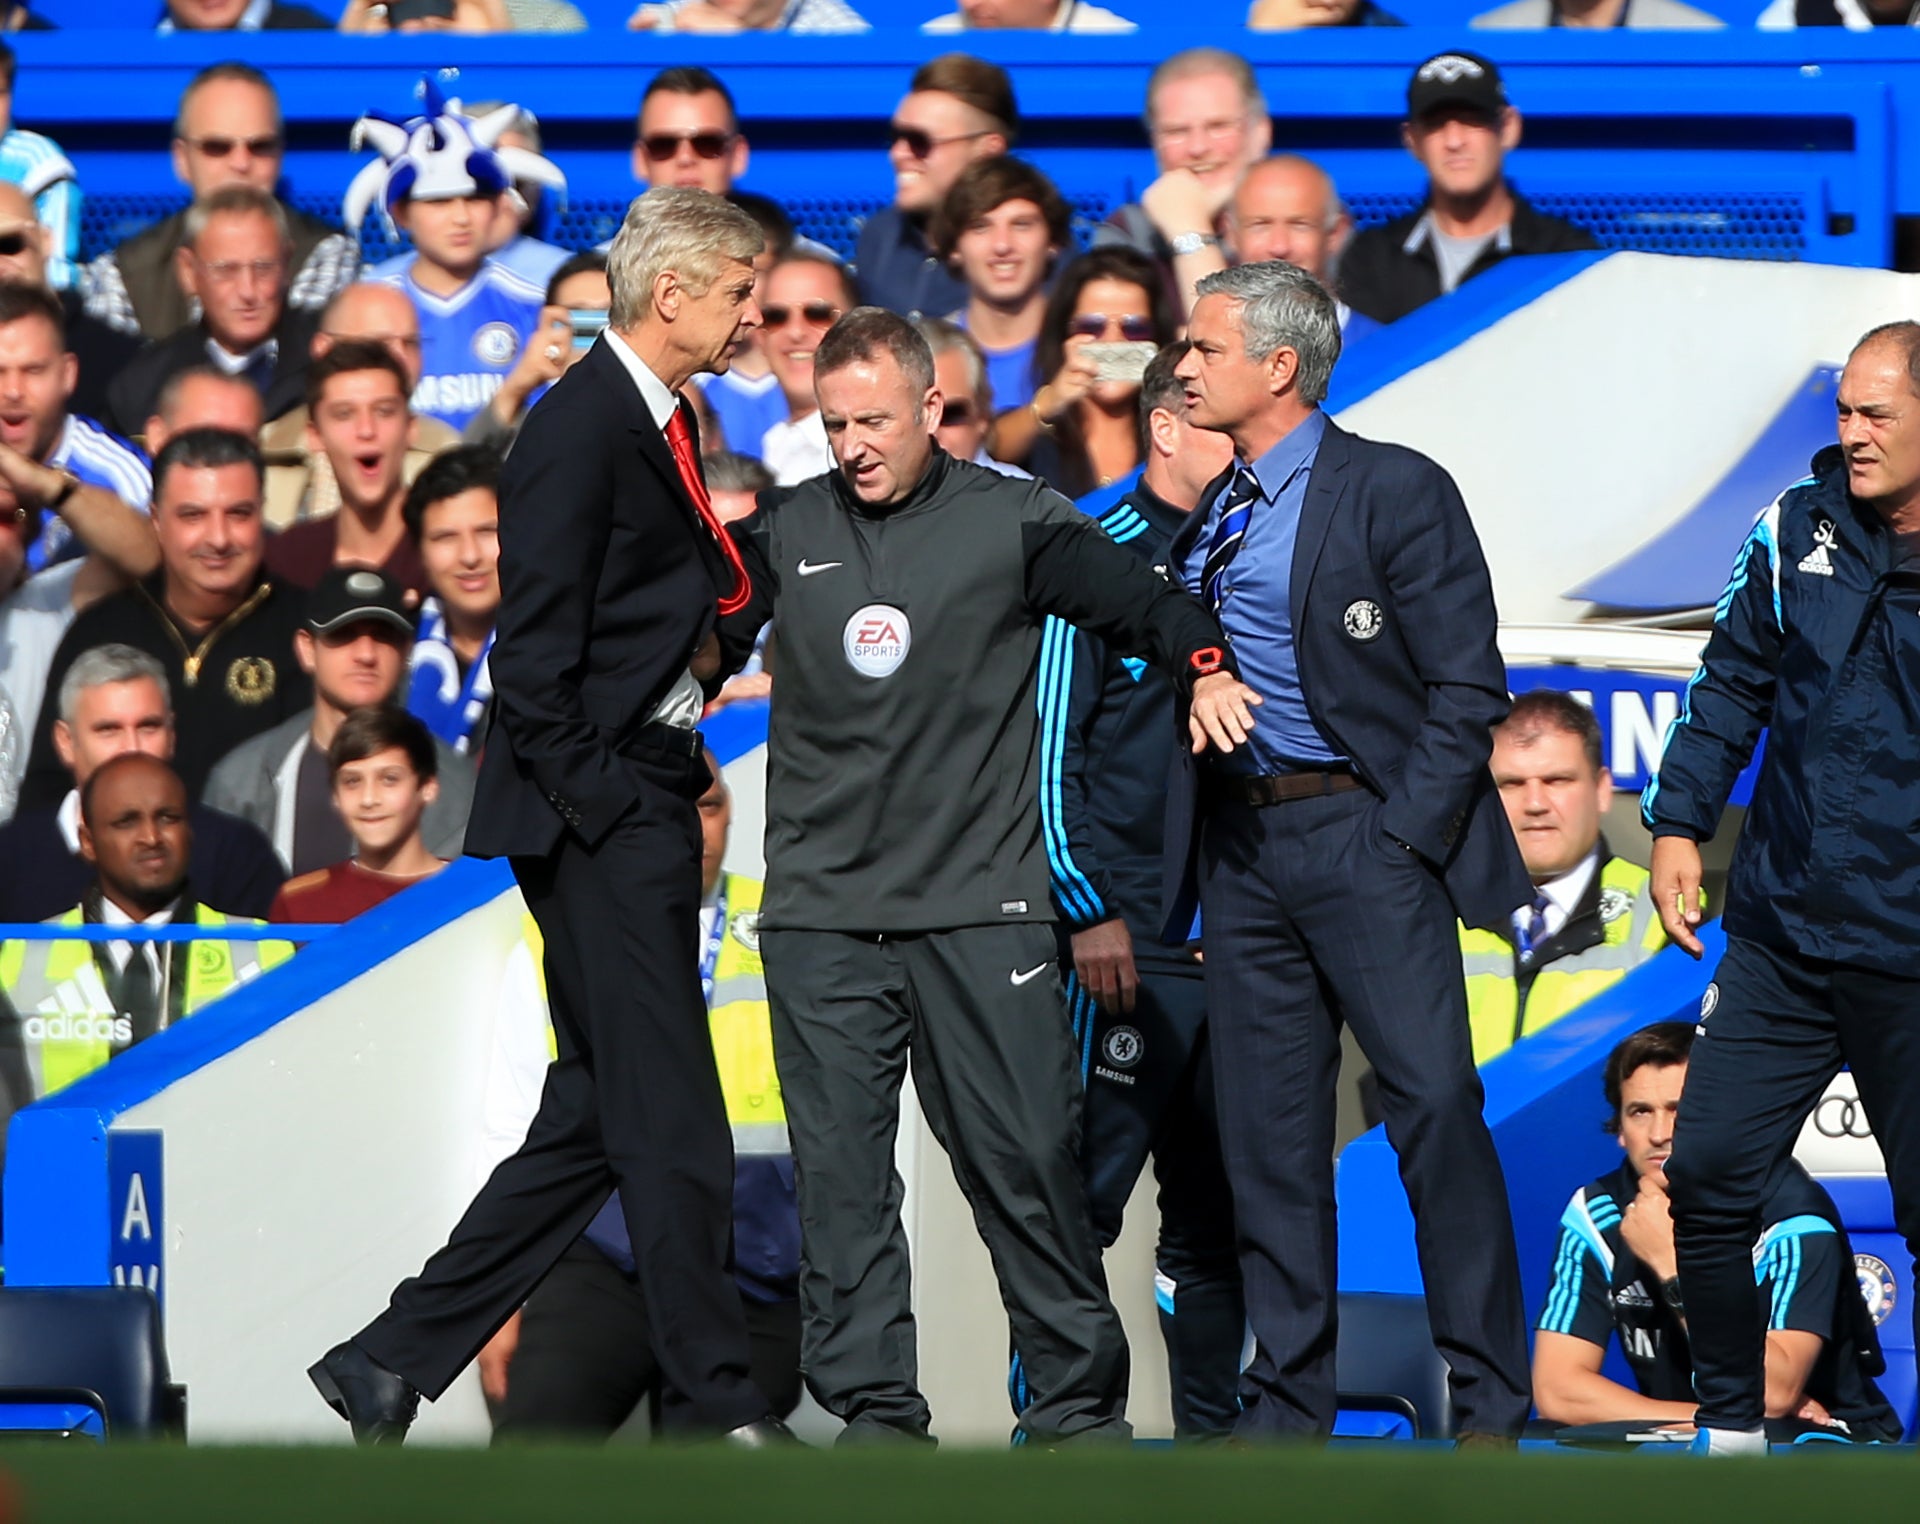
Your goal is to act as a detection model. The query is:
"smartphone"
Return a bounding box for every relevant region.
[1083,341,1158,385]
[386,0,456,22]
[569,308,609,352]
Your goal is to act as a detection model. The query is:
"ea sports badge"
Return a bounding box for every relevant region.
[843,603,910,678]
[1598,887,1632,924]
[1858,1253,1898,1326]
[729,910,761,953]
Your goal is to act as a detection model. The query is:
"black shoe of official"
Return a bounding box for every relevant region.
[723,1415,801,1448]
[308,1340,421,1445]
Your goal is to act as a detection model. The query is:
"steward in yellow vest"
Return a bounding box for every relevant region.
[0,897,294,1098]
[1461,846,1666,1066]
[0,754,294,1116]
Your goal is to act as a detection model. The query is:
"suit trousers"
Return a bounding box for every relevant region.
[1197,786,1531,1438]
[355,753,765,1433]
[491,1241,801,1440]
[1054,955,1243,1439]
[761,923,1131,1444]
[1666,934,1920,1432]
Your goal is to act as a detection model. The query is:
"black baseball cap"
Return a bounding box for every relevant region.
[306,565,412,637]
[1406,51,1508,121]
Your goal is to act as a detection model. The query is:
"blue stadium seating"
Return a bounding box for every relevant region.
[5,33,1913,271]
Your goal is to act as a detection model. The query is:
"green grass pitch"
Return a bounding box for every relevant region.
[0,1446,1903,1524]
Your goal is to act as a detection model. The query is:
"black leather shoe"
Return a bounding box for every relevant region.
[308,1340,420,1445]
[723,1415,800,1448]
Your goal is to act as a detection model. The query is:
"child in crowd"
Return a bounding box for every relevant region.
[270,704,447,924]
[348,79,564,431]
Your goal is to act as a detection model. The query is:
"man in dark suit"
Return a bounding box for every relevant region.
[1163,260,1533,1444]
[309,187,787,1446]
[104,186,315,438]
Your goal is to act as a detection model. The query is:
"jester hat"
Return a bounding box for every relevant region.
[344,75,566,233]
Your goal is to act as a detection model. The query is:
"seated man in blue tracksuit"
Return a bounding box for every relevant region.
[1027,341,1244,1439]
[1534,1021,1899,1441]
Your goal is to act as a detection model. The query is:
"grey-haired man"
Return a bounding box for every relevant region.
[1164,260,1532,1443]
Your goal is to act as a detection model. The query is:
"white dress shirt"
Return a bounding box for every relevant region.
[604,328,704,730]
[761,411,833,488]
[1513,847,1600,946]
[97,892,179,983]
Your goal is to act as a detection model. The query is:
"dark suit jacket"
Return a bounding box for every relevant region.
[103,308,316,439]
[465,337,734,859]
[59,290,141,423]
[1161,417,1528,935]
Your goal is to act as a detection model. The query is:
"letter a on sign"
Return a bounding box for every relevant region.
[121,1172,152,1242]
[107,1130,165,1311]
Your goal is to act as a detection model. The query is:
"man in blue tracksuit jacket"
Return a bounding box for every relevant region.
[1644,320,1920,1455]
[1030,342,1245,1439]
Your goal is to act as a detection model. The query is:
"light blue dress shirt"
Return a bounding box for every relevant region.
[1181,409,1343,773]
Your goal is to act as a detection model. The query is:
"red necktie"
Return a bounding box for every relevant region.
[665,405,751,616]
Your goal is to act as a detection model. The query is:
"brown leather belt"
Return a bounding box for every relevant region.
[1206,769,1364,807]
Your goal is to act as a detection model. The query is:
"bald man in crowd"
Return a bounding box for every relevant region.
[1228,157,1376,343]
[144,366,265,457]
[259,283,460,528]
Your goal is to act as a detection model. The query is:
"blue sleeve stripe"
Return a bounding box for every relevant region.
[1642,494,1783,828]
[1755,1213,1831,1330]
[1540,1228,1588,1335]
[1063,970,1096,1084]
[1037,615,1103,924]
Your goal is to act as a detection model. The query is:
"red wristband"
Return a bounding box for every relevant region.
[1188,646,1226,677]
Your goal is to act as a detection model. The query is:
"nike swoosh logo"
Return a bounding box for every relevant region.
[796,559,843,577]
[1009,963,1052,986]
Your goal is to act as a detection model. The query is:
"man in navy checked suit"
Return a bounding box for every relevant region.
[1163,261,1533,1443]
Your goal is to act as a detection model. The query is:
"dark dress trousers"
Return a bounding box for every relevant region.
[1161,418,1535,1439]
[352,338,767,1433]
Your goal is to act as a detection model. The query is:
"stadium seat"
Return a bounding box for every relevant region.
[0,1287,186,1440]
[1335,1291,1453,1441]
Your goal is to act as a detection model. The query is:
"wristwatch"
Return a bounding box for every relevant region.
[45,468,80,513]
[1169,231,1218,258]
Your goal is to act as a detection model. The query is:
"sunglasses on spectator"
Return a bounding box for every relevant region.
[183,135,283,159]
[639,131,736,162]
[939,399,979,427]
[195,257,286,286]
[1069,314,1156,342]
[763,301,841,328]
[889,124,992,161]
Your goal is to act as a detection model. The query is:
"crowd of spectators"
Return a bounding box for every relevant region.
[0,17,1890,1444]
[0,31,1633,975]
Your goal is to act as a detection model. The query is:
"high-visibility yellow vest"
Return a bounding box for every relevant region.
[706,874,785,1158]
[1460,854,1667,1067]
[524,873,785,1157]
[0,903,293,1098]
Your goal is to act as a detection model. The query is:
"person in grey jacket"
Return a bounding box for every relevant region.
[717,307,1259,1447]
[203,565,473,873]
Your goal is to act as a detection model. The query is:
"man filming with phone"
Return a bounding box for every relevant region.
[466,254,611,452]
